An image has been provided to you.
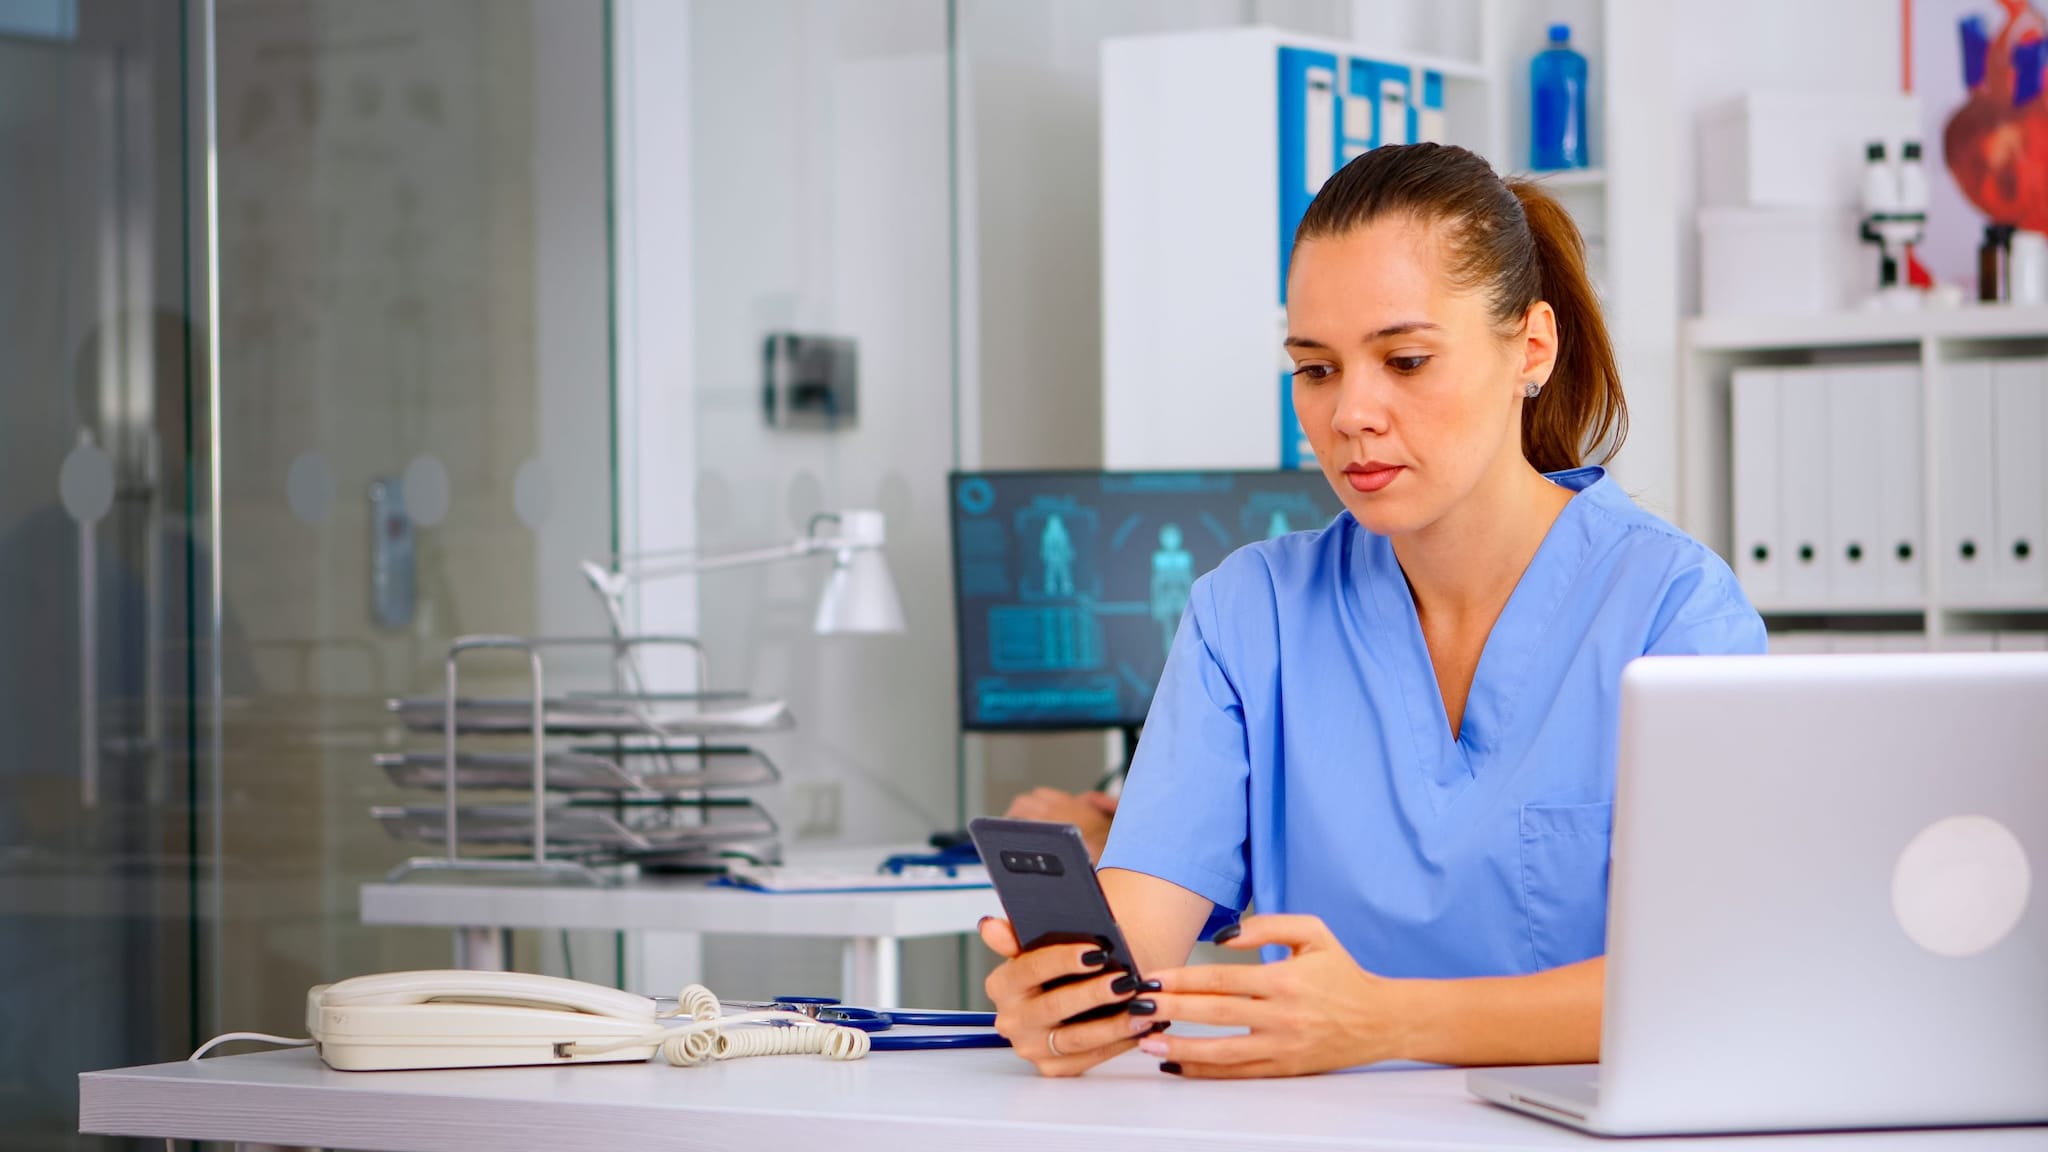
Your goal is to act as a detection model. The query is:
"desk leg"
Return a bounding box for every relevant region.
[842,936,900,1010]
[623,930,703,996]
[455,926,512,970]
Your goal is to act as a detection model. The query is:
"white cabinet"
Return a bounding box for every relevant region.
[1683,305,2048,647]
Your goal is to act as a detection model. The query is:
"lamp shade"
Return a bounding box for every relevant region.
[814,547,905,634]
[812,509,903,634]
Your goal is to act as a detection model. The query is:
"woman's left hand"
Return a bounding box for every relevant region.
[1135,914,1410,1078]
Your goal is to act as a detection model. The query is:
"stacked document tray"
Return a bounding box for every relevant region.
[376,636,791,881]
[372,797,778,869]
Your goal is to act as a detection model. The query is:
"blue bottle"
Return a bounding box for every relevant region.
[1530,23,1588,170]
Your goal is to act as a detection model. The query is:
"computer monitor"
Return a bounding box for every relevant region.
[949,470,1346,733]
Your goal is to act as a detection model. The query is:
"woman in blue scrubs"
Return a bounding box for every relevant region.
[978,142,1766,1078]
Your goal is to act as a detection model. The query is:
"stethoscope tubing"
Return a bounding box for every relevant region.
[768,997,1007,1050]
[868,1031,1011,1051]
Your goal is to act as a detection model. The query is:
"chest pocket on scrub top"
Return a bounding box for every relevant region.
[1518,802,1613,970]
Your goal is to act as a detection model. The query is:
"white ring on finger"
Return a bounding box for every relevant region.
[1045,1027,1065,1058]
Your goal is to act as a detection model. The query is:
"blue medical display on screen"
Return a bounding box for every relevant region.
[950,470,1346,731]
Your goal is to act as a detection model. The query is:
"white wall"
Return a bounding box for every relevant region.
[1669,0,1901,318]
[1611,0,1899,529]
[671,0,960,1001]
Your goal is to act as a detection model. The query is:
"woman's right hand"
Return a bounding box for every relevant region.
[978,916,1163,1076]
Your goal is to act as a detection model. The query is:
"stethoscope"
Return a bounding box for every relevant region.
[740,996,1009,1051]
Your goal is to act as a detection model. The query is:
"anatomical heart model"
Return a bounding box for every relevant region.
[1943,1,2048,233]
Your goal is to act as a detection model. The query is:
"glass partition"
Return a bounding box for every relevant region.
[0,3,201,1144]
[683,0,962,999]
[208,0,616,1039]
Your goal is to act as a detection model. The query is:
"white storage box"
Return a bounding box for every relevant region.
[1699,92,1920,208]
[1698,206,1873,316]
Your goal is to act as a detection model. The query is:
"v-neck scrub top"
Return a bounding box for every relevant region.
[1097,467,1767,978]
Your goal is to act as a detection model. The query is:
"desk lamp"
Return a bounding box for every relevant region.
[579,509,906,647]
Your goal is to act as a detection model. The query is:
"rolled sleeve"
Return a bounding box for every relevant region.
[1098,576,1254,913]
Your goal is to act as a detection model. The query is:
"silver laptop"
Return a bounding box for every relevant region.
[1470,654,2048,1136]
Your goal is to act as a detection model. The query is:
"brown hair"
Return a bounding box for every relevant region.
[1291,142,1626,473]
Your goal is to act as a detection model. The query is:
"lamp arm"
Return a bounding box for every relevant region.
[624,537,832,583]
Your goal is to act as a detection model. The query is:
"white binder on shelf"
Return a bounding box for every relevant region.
[1873,364,1925,606]
[1777,367,1832,607]
[1940,360,1997,606]
[1991,358,2048,606]
[1825,368,1883,606]
[1730,368,1781,607]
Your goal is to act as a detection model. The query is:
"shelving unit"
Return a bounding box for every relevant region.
[1478,0,1612,269]
[1679,303,2048,646]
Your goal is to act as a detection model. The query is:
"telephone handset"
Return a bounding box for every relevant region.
[308,969,663,1071]
[301,971,870,1071]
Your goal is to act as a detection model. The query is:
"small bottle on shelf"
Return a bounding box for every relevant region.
[1530,24,1589,171]
[1979,223,2014,303]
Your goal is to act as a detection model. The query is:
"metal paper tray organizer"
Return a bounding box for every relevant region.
[377,635,790,885]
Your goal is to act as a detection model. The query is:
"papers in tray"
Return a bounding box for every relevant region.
[370,804,776,853]
[388,695,794,737]
[375,748,779,793]
[713,861,990,894]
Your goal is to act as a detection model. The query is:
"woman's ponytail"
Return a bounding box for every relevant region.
[1506,179,1626,473]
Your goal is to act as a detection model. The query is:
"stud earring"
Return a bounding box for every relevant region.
[1523,380,1542,399]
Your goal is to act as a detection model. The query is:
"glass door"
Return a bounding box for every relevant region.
[0,2,204,1145]
[1,2,619,1144]
[207,0,618,1035]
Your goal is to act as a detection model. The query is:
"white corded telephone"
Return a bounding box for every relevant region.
[306,970,667,1071]
[186,971,871,1071]
[225,970,871,1071]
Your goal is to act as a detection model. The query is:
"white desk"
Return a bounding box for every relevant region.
[361,849,999,1008]
[80,1046,2048,1152]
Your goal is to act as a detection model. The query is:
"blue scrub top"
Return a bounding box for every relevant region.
[1098,467,1767,978]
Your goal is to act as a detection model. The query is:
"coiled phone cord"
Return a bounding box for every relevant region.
[569,982,870,1065]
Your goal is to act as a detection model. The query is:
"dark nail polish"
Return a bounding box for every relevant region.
[1126,999,1157,1016]
[1212,921,1243,944]
[1078,949,1108,966]
[1146,1021,1170,1035]
[1159,1061,1184,1075]
[1110,974,1137,995]
[1137,979,1162,993]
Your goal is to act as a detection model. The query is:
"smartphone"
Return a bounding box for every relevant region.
[968,817,1140,1024]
